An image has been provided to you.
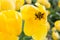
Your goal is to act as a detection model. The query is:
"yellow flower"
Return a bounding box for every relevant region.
[46,22,50,31]
[0,32,19,40]
[58,0,60,7]
[52,31,60,40]
[21,3,49,40]
[25,0,32,4]
[52,27,56,32]
[15,0,24,10]
[36,0,51,8]
[20,4,38,20]
[52,27,60,40]
[0,10,22,36]
[32,22,50,40]
[0,0,15,11]
[55,20,60,31]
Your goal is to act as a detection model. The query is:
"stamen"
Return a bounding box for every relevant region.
[35,12,44,20]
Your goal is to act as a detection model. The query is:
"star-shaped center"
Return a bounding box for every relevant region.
[35,12,44,20]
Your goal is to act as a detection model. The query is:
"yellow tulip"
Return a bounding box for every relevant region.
[52,31,60,40]
[0,10,22,36]
[15,0,24,10]
[37,0,51,8]
[55,20,60,31]
[0,0,15,11]
[21,3,49,40]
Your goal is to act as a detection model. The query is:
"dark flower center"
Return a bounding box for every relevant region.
[35,12,44,20]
